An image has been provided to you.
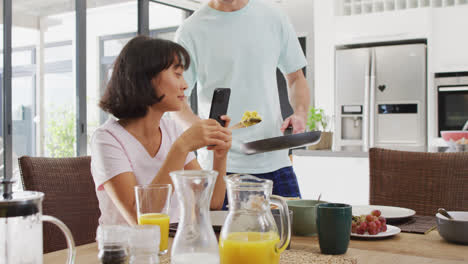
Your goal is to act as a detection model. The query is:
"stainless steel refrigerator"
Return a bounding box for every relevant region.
[334,43,426,151]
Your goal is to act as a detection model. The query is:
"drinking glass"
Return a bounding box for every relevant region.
[135,184,172,255]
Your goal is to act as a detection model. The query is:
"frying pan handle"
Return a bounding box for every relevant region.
[283,125,293,136]
[230,139,244,154]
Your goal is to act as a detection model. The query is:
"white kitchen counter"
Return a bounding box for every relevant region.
[293,146,450,157]
[291,146,451,205]
[292,151,370,205]
[293,149,369,158]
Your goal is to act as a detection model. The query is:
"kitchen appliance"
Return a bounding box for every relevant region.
[335,42,427,151]
[0,190,75,264]
[240,131,321,155]
[219,174,290,264]
[436,72,468,136]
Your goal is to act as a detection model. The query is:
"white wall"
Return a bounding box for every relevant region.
[313,0,335,116]
[272,0,315,107]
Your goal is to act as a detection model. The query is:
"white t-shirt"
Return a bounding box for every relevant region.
[175,0,307,173]
[90,118,196,225]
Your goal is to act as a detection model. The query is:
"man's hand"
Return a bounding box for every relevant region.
[285,69,310,135]
[280,112,307,134]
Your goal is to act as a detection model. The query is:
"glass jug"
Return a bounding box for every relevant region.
[0,191,76,264]
[169,170,219,264]
[219,174,291,264]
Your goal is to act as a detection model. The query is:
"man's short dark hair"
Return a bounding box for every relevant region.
[99,35,190,119]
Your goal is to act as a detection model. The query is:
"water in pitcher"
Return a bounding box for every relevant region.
[0,213,43,264]
[169,170,220,264]
[171,253,219,264]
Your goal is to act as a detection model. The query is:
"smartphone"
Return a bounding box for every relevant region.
[209,88,231,127]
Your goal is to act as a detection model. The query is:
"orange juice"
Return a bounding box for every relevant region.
[219,232,280,264]
[138,213,170,252]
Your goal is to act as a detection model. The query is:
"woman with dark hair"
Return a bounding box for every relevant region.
[91,36,232,225]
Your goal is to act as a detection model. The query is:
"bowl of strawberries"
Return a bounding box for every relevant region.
[351,209,401,238]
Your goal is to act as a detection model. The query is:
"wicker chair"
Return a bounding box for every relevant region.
[19,156,100,253]
[369,148,468,216]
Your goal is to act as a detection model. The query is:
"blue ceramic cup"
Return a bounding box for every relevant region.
[316,203,352,255]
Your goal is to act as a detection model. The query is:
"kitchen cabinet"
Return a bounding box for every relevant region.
[432,6,468,72]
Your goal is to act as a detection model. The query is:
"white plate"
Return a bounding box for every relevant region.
[351,224,401,238]
[210,210,228,227]
[352,205,415,221]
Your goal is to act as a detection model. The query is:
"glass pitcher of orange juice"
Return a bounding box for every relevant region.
[219,174,291,264]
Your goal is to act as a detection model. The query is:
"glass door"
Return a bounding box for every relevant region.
[438,86,468,135]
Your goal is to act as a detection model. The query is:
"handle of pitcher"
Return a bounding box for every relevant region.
[43,215,76,264]
[270,195,291,253]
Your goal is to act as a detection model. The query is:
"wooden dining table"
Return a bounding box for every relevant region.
[44,230,467,264]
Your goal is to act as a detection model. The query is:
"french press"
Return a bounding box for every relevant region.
[1,179,75,264]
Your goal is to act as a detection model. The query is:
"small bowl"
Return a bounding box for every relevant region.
[436,211,468,245]
[441,131,468,143]
[286,199,328,236]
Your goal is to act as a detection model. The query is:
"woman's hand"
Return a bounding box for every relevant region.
[209,115,232,157]
[176,117,232,153]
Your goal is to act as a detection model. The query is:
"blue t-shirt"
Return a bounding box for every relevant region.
[175,0,307,173]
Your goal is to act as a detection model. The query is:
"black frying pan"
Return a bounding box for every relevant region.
[240,131,322,155]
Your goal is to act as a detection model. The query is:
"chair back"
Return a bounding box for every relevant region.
[369,148,468,216]
[19,156,100,253]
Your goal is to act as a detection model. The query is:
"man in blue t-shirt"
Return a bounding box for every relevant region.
[173,0,310,202]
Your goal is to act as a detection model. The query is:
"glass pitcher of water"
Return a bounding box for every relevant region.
[219,174,291,264]
[0,191,75,264]
[169,170,219,264]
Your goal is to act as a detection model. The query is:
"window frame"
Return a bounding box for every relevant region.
[97,26,178,124]
[1,0,189,187]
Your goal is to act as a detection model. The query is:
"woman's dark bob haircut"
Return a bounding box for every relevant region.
[99,35,190,119]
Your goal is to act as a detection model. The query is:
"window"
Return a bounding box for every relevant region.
[1,0,190,189]
[43,42,75,158]
[86,1,138,151]
[7,0,75,190]
[41,11,76,158]
[87,1,185,155]
[149,1,185,35]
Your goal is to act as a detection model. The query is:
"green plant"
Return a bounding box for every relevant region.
[307,107,329,132]
[45,106,76,157]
